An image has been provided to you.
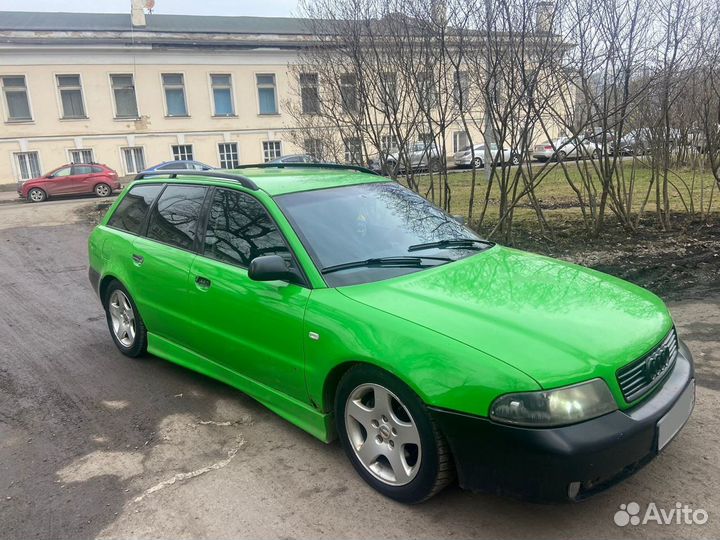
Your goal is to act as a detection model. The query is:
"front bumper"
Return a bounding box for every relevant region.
[431,340,695,502]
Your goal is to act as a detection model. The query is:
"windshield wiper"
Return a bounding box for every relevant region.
[321,255,451,275]
[407,239,494,252]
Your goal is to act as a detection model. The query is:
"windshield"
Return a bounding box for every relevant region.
[275,182,491,286]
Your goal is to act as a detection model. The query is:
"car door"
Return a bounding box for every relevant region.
[71,165,95,193]
[184,187,311,401]
[44,165,76,196]
[128,183,209,349]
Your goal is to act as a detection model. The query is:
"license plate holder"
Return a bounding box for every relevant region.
[657,380,695,451]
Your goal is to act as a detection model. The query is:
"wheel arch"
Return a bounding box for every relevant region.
[99,274,122,304]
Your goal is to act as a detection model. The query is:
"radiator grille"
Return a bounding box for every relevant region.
[617,329,678,403]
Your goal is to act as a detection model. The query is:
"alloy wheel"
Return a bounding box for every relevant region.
[95,184,111,197]
[29,189,45,202]
[345,383,422,486]
[108,289,136,347]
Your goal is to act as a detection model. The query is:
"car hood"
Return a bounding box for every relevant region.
[337,246,672,389]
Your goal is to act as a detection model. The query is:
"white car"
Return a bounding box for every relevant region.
[368,142,442,174]
[453,143,520,168]
[532,136,601,162]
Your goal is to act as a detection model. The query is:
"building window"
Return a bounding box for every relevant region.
[344,137,362,164]
[70,148,94,163]
[300,73,320,114]
[263,141,282,162]
[256,74,277,115]
[419,71,436,109]
[454,71,470,110]
[453,131,470,153]
[381,134,399,153]
[122,147,146,174]
[218,143,239,168]
[2,76,32,121]
[162,73,188,117]
[172,144,193,161]
[211,74,234,116]
[56,75,86,118]
[340,74,358,113]
[110,74,138,118]
[15,152,40,180]
[380,72,397,105]
[304,138,323,161]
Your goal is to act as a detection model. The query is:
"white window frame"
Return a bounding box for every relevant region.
[209,73,236,117]
[218,142,239,168]
[304,137,323,160]
[171,144,194,161]
[255,73,278,115]
[68,148,95,164]
[161,72,189,117]
[344,137,363,164]
[381,134,399,154]
[109,73,139,119]
[13,151,42,181]
[453,131,470,153]
[1,75,34,123]
[120,146,146,175]
[340,73,358,113]
[299,72,320,115]
[262,141,283,162]
[55,73,87,119]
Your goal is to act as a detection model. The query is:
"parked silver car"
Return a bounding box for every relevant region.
[532,136,601,162]
[453,143,520,168]
[368,142,441,173]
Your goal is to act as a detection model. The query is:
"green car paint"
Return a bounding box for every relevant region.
[88,168,674,444]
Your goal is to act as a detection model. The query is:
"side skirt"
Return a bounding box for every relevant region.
[147,332,334,443]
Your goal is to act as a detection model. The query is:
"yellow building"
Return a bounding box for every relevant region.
[0,9,329,184]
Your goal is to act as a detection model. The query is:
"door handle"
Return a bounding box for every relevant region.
[132,254,144,266]
[195,276,211,289]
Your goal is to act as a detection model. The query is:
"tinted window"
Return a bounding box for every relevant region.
[158,162,186,170]
[107,184,163,235]
[147,185,207,250]
[91,166,104,173]
[203,189,289,267]
[72,165,92,175]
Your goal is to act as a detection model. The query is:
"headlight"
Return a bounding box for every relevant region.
[489,378,617,427]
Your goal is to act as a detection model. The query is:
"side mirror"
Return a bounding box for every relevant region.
[248,255,299,283]
[451,215,466,225]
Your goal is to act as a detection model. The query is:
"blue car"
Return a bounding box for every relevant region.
[141,160,214,173]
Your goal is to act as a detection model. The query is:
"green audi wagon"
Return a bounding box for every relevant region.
[88,164,695,503]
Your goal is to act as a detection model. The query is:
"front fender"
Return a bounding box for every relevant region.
[304,288,540,417]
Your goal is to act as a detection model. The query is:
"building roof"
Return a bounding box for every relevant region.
[0,11,317,35]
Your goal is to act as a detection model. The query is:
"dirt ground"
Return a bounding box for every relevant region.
[0,196,718,540]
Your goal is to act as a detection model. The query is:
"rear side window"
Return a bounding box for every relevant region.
[203,188,289,267]
[107,184,163,235]
[72,165,92,175]
[146,184,207,250]
[91,166,104,173]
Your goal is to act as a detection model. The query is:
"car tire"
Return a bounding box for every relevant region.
[429,159,441,173]
[591,149,600,159]
[103,280,147,358]
[510,154,520,166]
[95,183,112,197]
[336,364,454,504]
[28,188,47,203]
[556,151,567,161]
[472,157,483,169]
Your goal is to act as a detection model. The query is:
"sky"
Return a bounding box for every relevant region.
[0,0,300,17]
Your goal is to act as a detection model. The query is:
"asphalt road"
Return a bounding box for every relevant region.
[0,198,718,540]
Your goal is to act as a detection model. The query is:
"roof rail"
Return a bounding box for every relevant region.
[133,169,259,190]
[233,162,380,176]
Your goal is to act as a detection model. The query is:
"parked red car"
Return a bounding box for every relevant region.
[18,163,121,203]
